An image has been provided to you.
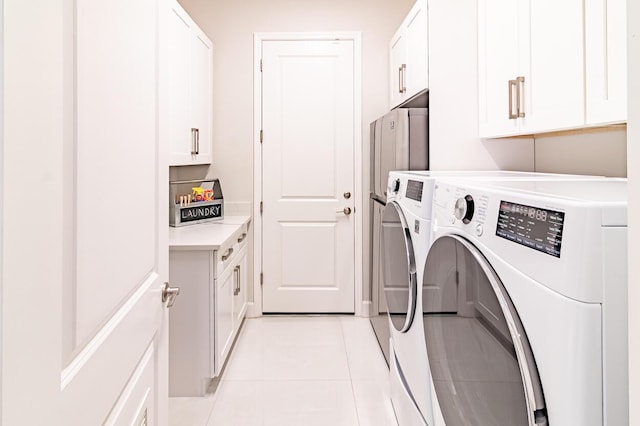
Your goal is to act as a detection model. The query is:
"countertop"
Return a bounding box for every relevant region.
[169,215,251,250]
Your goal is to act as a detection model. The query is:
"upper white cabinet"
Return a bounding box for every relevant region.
[390,0,429,108]
[479,0,627,138]
[478,0,584,138]
[167,0,213,165]
[585,0,627,125]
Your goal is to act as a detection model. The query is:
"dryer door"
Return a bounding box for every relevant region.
[422,235,548,426]
[381,201,417,333]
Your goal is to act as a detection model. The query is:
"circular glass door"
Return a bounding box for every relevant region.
[422,235,547,426]
[381,201,417,333]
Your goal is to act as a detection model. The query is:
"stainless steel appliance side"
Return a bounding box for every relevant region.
[368,107,429,367]
[408,108,429,170]
[370,197,389,364]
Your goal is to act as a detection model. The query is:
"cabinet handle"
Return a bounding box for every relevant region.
[398,66,403,94]
[516,76,525,118]
[190,128,197,155]
[508,79,517,119]
[237,233,247,243]
[401,64,407,93]
[233,265,240,296]
[195,128,200,154]
[222,247,234,261]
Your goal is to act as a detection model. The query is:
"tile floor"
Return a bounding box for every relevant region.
[169,315,398,426]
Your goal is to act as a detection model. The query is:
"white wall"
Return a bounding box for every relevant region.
[627,0,639,422]
[428,0,535,172]
[534,128,627,177]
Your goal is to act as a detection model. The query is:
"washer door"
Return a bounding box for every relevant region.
[381,201,417,333]
[423,235,548,426]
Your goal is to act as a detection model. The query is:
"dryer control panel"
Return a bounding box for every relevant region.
[496,200,565,258]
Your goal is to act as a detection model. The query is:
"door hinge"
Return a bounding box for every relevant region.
[260,59,263,72]
[260,272,264,286]
[260,129,263,144]
[260,201,263,214]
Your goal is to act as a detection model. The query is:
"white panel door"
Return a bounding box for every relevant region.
[390,31,407,109]
[70,0,169,422]
[167,2,193,165]
[525,0,584,133]
[262,39,355,313]
[405,0,429,99]
[190,28,213,162]
[3,0,169,424]
[585,0,627,125]
[477,0,521,137]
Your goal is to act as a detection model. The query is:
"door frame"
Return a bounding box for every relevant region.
[251,32,363,317]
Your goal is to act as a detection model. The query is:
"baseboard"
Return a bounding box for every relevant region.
[245,301,261,318]
[358,300,372,318]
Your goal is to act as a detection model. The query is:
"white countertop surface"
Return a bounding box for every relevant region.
[169,215,251,250]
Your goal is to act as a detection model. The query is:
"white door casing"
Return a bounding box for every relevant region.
[256,34,362,314]
[3,0,169,424]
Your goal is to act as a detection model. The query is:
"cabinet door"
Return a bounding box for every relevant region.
[215,261,235,376]
[477,0,521,138]
[190,26,213,164]
[525,0,584,133]
[168,250,213,396]
[585,0,627,125]
[390,30,407,109]
[404,0,428,100]
[233,244,249,329]
[167,3,193,165]
[166,0,213,166]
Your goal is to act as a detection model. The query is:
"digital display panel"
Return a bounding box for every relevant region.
[496,200,565,258]
[406,180,424,202]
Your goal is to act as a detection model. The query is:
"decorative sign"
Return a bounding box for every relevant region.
[179,203,223,224]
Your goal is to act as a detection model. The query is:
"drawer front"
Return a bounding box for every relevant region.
[215,223,249,276]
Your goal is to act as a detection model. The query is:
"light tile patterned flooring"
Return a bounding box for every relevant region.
[169,316,398,426]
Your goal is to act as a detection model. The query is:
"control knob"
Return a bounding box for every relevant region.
[392,178,401,194]
[454,195,475,224]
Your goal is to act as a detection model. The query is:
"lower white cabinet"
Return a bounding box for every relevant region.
[215,242,248,374]
[168,224,249,397]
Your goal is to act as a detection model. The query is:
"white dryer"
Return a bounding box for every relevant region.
[420,178,628,425]
[379,170,604,425]
[374,171,595,426]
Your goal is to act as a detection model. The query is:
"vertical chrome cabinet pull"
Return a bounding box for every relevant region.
[195,128,200,154]
[398,66,403,94]
[401,64,407,93]
[233,265,240,296]
[508,79,518,119]
[516,76,525,118]
[190,128,197,155]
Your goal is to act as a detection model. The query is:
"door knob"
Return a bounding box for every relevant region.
[343,192,351,199]
[162,282,180,308]
[336,207,352,215]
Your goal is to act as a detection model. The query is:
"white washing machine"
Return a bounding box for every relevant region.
[419,178,628,425]
[380,170,605,425]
